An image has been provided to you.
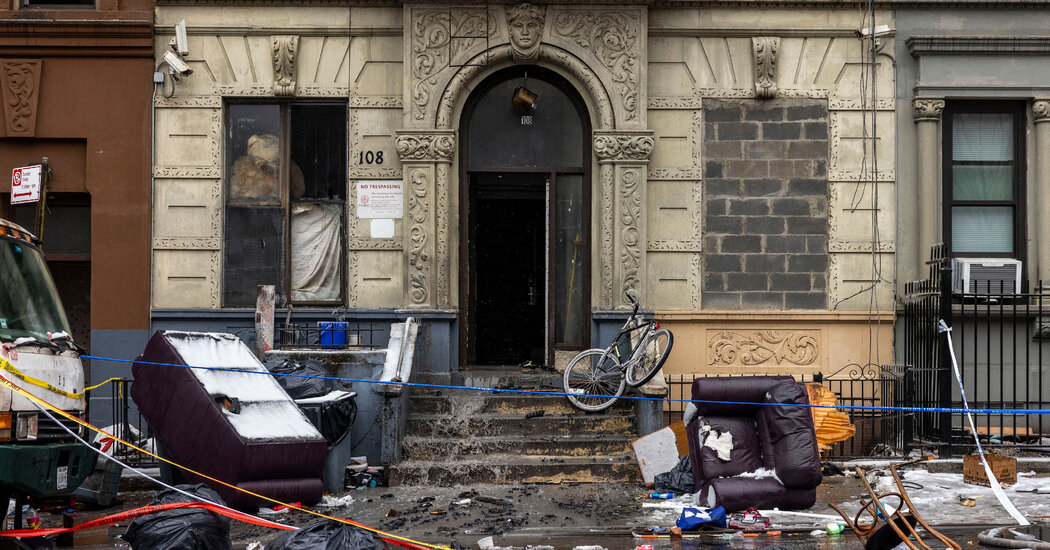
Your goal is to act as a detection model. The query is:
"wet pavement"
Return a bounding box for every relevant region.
[6,462,1049,549]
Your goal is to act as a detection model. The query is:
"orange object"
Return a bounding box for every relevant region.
[805,383,856,452]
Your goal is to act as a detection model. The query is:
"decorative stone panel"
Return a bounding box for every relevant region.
[1,59,42,137]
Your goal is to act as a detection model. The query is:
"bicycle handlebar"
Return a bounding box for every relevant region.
[625,290,640,316]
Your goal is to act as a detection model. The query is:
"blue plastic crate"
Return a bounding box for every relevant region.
[319,321,348,348]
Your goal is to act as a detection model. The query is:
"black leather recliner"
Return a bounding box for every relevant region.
[686,376,823,512]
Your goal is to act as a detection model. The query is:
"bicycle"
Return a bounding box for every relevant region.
[562,291,673,412]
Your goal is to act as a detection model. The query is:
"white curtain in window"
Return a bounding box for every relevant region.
[290,203,342,301]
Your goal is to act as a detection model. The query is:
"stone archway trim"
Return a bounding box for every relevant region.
[434,43,615,131]
[398,45,650,310]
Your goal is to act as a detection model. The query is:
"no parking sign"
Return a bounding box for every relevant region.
[10,165,42,205]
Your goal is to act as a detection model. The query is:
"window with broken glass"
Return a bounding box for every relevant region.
[223,102,347,307]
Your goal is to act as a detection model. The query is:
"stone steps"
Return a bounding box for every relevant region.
[402,434,634,459]
[389,381,643,485]
[388,454,641,485]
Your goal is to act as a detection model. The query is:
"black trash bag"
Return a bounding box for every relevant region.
[122,484,232,550]
[266,359,332,399]
[655,455,695,494]
[299,393,357,447]
[266,520,386,550]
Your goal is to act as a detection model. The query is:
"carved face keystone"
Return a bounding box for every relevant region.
[506,3,544,61]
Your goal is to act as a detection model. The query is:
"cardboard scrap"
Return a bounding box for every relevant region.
[804,383,856,453]
[632,421,689,485]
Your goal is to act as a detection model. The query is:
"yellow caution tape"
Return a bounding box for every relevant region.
[0,370,451,550]
[0,356,84,400]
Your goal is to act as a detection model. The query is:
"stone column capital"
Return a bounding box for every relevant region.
[912,98,945,122]
[593,131,655,163]
[1034,100,1050,123]
[395,130,456,163]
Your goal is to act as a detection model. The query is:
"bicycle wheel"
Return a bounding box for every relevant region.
[624,328,673,387]
[563,349,625,412]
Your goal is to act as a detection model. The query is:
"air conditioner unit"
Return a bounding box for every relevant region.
[951,258,1022,295]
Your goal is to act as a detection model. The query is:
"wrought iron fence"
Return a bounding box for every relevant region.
[900,243,1050,454]
[664,366,907,459]
[104,379,158,468]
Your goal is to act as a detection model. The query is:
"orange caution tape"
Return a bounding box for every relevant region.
[0,501,294,538]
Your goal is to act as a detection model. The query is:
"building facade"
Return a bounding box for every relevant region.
[0,0,154,420]
[151,1,896,382]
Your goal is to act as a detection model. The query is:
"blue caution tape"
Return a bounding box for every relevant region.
[83,354,1050,416]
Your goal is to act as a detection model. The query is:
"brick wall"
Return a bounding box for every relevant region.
[702,99,829,310]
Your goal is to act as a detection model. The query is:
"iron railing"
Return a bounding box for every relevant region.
[664,367,908,459]
[104,379,158,468]
[900,243,1050,454]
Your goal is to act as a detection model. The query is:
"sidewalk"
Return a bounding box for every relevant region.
[220,458,1050,547]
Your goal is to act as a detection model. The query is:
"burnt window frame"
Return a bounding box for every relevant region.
[222,99,348,308]
[942,100,1027,261]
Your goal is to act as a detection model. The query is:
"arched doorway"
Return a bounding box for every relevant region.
[459,66,591,367]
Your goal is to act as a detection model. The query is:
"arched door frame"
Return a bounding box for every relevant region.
[395,41,654,363]
[457,64,593,367]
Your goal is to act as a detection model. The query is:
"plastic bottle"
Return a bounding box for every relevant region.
[648,493,674,499]
[825,522,844,535]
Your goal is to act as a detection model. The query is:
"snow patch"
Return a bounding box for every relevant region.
[163,331,321,441]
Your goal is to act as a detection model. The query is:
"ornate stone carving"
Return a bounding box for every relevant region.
[395,132,456,163]
[154,166,221,178]
[433,45,614,130]
[153,238,220,250]
[912,99,945,121]
[411,9,493,121]
[648,96,702,109]
[347,238,403,250]
[506,3,544,62]
[707,330,819,367]
[407,169,430,305]
[553,11,640,121]
[599,164,614,306]
[619,169,642,304]
[594,133,654,162]
[271,35,299,96]
[155,96,221,108]
[751,37,780,100]
[436,163,451,307]
[647,240,702,252]
[1034,100,1050,123]
[1,59,42,136]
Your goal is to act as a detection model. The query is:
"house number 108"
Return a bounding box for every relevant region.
[358,151,384,164]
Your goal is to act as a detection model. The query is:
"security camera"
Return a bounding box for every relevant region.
[172,20,189,55]
[164,50,193,77]
[856,24,891,40]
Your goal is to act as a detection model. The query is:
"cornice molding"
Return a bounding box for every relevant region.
[0,19,152,56]
[908,36,1050,57]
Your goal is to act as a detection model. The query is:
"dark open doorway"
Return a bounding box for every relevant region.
[470,173,546,365]
[459,65,591,368]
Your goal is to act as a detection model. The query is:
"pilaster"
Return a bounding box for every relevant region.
[594,131,654,308]
[1034,100,1050,290]
[395,130,456,309]
[913,98,945,276]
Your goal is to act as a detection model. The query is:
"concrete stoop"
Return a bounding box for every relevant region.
[388,380,643,485]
